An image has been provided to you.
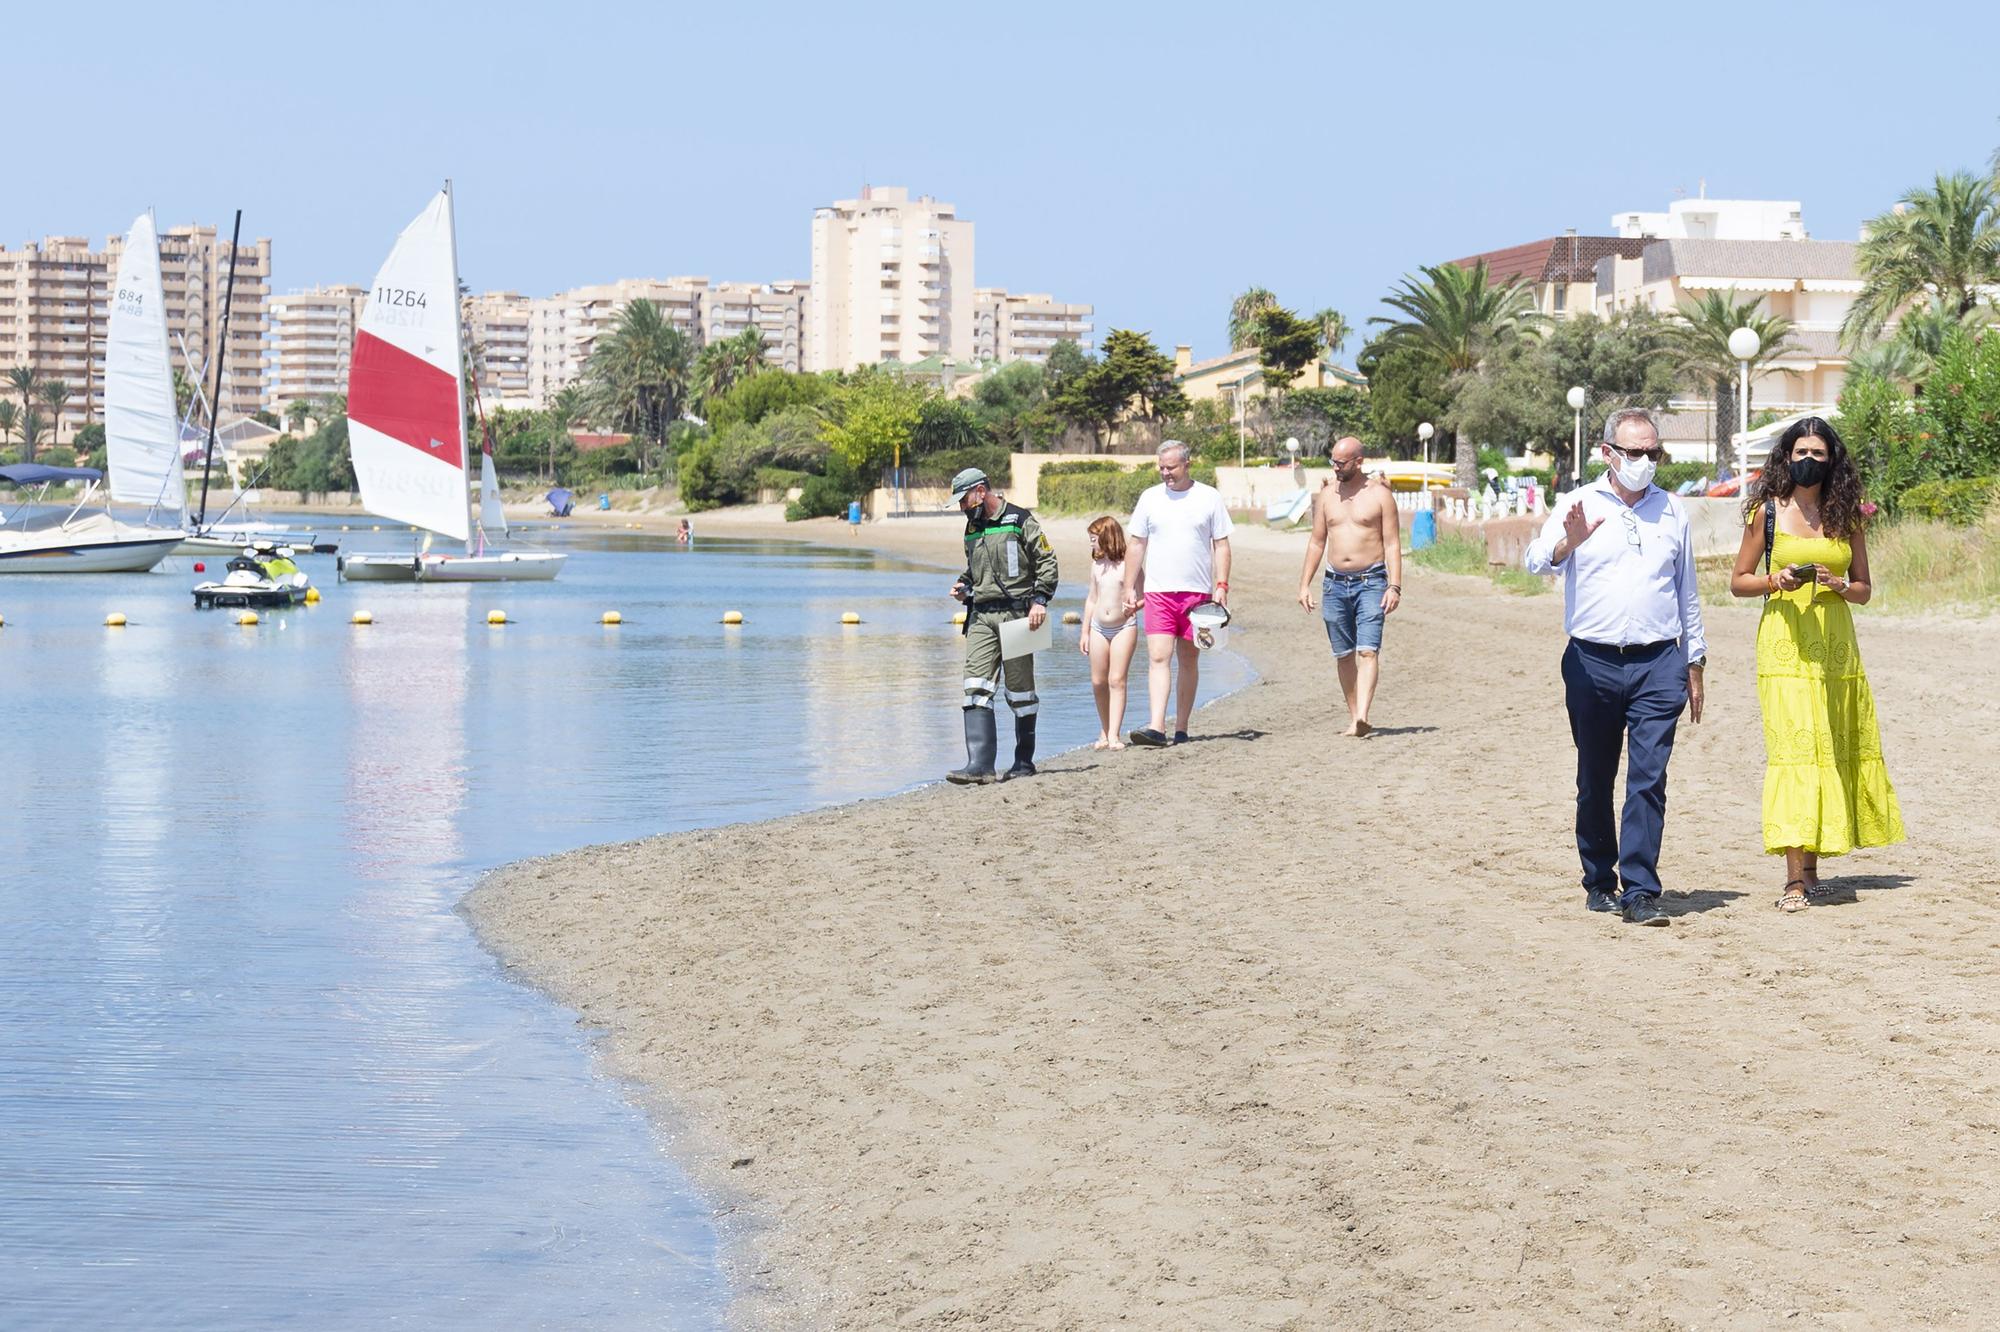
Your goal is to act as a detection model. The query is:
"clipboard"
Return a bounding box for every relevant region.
[997,613,1052,660]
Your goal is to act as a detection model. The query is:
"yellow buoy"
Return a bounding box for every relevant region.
[236,611,260,626]
[351,610,373,625]
[303,586,321,604]
[841,611,861,625]
[105,613,128,628]
[487,609,508,625]
[721,610,744,625]
[951,610,967,626]
[1061,611,1081,625]
[600,610,622,625]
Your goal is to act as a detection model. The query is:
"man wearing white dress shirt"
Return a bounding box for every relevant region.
[1525,408,1707,926]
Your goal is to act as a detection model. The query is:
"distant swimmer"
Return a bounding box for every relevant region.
[676,519,692,545]
[946,467,1058,785]
[1296,437,1401,737]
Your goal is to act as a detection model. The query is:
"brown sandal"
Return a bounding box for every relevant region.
[1777,879,1810,913]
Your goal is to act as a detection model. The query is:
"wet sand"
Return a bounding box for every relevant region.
[466,506,2000,1329]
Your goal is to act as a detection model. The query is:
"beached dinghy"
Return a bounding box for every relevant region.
[338,184,564,583]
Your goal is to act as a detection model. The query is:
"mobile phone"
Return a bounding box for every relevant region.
[1787,563,1821,582]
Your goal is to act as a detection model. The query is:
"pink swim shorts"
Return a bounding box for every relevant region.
[1142,589,1211,640]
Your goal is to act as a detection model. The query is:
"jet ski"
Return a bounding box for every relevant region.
[192,542,312,609]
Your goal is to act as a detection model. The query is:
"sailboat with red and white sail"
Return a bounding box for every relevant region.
[338,183,564,582]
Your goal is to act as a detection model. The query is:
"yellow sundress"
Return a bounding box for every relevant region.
[1755,520,1905,856]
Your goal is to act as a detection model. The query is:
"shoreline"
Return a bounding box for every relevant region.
[465,505,2000,1328]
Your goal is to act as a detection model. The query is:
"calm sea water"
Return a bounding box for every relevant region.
[0,518,1250,1329]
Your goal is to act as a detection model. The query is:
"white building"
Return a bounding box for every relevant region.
[971,288,1092,363]
[808,186,974,371]
[266,285,366,413]
[1611,195,1809,242]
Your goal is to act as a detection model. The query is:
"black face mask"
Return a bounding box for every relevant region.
[1788,457,1828,489]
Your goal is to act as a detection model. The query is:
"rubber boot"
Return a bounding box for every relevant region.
[1001,714,1037,781]
[946,707,998,785]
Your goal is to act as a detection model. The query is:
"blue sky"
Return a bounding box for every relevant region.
[9,0,1997,362]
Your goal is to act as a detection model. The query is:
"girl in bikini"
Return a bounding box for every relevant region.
[1079,514,1142,750]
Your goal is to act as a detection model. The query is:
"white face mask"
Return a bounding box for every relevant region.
[1605,450,1656,491]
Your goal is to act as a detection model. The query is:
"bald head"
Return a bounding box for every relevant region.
[1330,436,1364,466]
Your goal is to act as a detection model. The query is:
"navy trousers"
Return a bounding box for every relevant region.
[1561,639,1688,905]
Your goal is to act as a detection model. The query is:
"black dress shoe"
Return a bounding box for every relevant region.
[1622,895,1670,926]
[1586,887,1619,913]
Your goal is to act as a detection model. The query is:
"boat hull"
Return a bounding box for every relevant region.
[177,530,338,557]
[0,534,181,573]
[339,550,566,582]
[193,583,310,609]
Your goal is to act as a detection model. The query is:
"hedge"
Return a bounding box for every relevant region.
[1039,460,1218,515]
[1897,476,1998,527]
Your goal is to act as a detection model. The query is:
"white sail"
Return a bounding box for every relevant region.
[104,212,186,512]
[347,189,470,543]
[479,451,508,538]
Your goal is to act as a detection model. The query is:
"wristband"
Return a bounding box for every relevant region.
[1387,584,1401,593]
[1214,581,1229,590]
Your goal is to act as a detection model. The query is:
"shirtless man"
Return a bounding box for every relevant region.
[1297,436,1403,736]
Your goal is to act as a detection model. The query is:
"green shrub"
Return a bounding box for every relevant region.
[752,465,811,494]
[786,472,860,520]
[1897,476,1998,527]
[1037,459,1124,477]
[909,444,1011,488]
[1039,460,1217,514]
[680,437,758,510]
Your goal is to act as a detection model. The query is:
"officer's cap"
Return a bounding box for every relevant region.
[949,468,988,500]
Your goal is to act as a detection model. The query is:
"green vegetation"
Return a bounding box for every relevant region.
[1038,458,1218,514]
[1408,532,1551,596]
[1666,290,1799,460]
[1838,325,2000,514]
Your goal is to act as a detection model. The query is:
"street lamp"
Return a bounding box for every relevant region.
[1417,420,1434,468]
[1234,371,1254,468]
[1284,436,1300,471]
[1566,385,1587,482]
[1728,326,1761,477]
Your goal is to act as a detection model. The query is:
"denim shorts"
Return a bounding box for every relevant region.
[1322,563,1387,658]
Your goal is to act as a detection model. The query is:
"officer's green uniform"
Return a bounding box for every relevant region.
[950,491,1058,783]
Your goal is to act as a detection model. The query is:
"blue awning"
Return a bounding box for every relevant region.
[0,463,104,485]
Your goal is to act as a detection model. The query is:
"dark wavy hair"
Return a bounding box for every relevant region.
[1743,416,1867,539]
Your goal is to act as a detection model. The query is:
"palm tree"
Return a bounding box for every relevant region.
[38,380,72,449]
[543,383,588,481]
[19,408,47,464]
[8,366,44,436]
[694,325,768,410]
[1844,170,2000,346]
[583,299,694,470]
[1227,287,1278,349]
[0,400,17,453]
[1369,259,1543,485]
[1666,290,1800,466]
[1311,308,1351,358]
[285,398,312,434]
[171,367,196,422]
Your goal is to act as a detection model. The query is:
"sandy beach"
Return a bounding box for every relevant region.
[466,505,2000,1329]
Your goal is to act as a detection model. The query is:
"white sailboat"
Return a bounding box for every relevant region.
[338,184,563,583]
[0,211,189,574]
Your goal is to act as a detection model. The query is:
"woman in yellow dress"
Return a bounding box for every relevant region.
[1730,417,1903,913]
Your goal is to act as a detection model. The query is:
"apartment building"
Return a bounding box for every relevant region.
[528,277,707,405]
[0,236,107,443]
[266,285,366,413]
[971,288,1093,363]
[0,224,270,441]
[464,290,535,408]
[1451,232,1650,319]
[808,186,974,371]
[702,280,809,372]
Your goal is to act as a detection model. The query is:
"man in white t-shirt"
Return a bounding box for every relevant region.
[1120,439,1233,745]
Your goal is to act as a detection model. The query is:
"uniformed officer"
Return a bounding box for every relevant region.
[946,467,1059,784]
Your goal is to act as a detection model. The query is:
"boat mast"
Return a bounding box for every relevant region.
[442,179,474,557]
[195,209,244,531]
